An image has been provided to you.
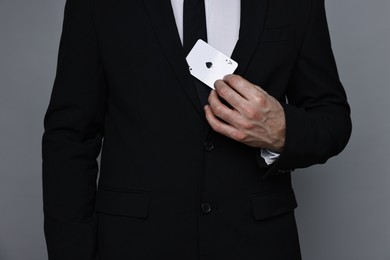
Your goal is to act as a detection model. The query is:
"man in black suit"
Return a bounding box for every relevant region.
[42,0,351,259]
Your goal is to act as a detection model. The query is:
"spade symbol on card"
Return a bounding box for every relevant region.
[205,62,213,69]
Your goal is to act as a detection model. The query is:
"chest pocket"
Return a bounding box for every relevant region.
[261,27,296,43]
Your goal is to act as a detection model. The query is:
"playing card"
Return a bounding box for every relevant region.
[186,40,238,89]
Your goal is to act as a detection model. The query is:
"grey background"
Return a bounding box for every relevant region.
[0,0,388,259]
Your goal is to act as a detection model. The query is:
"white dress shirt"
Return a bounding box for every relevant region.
[170,0,279,165]
[170,0,240,57]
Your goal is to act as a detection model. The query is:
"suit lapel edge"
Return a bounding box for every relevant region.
[232,0,270,76]
[142,0,204,117]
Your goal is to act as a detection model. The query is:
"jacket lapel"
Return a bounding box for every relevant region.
[232,0,269,76]
[142,0,204,118]
[142,0,269,118]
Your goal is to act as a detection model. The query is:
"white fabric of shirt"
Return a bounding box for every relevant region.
[171,0,240,57]
[170,0,279,165]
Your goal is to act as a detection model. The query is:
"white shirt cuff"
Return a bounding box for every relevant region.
[260,149,280,165]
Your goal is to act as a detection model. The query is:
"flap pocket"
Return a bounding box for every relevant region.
[95,189,150,218]
[261,27,296,42]
[252,189,297,221]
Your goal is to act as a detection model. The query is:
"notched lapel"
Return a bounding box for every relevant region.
[232,0,269,76]
[142,0,204,118]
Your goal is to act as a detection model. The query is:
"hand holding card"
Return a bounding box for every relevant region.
[186,40,238,89]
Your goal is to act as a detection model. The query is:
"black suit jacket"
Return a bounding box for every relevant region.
[42,0,351,259]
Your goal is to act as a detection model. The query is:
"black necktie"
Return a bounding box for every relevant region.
[183,0,210,107]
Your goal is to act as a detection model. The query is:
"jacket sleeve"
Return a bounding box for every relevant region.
[42,0,106,259]
[260,0,352,178]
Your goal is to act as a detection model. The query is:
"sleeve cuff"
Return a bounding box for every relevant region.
[260,149,280,165]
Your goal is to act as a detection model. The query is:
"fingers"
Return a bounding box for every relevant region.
[204,75,286,150]
[204,105,246,142]
[213,79,247,111]
[207,90,240,127]
[208,75,268,127]
[218,75,270,115]
[222,74,265,100]
[206,89,254,139]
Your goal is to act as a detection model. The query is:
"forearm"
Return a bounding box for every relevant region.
[259,0,352,177]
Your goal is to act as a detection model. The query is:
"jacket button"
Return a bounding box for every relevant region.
[201,203,212,214]
[204,142,214,152]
